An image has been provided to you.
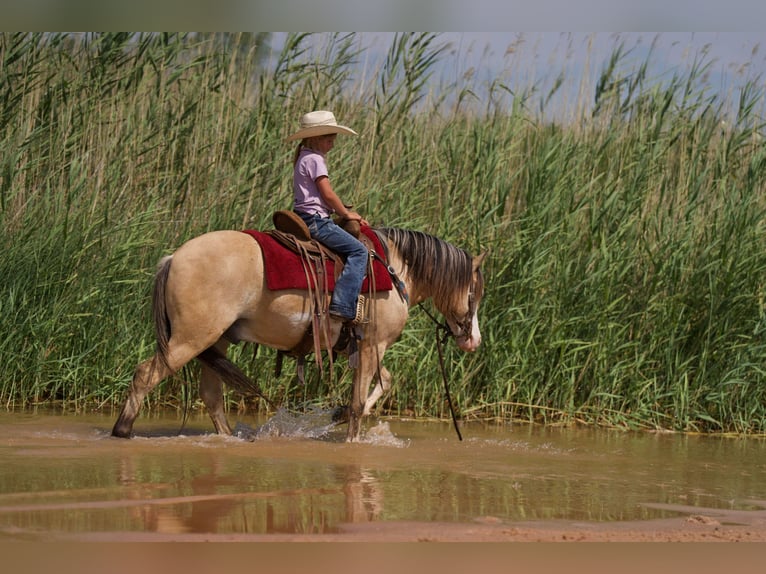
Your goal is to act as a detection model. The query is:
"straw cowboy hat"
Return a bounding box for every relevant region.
[285,110,358,142]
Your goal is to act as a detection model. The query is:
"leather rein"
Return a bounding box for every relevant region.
[418,302,465,441]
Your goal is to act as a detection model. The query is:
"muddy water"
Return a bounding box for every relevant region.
[2,409,766,540]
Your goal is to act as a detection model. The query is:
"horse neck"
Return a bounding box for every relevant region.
[387,247,450,310]
[403,274,433,307]
[381,248,419,306]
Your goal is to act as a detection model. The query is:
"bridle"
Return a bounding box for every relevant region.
[424,282,479,340]
[452,285,477,341]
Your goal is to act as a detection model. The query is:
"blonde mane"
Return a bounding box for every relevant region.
[379,228,479,311]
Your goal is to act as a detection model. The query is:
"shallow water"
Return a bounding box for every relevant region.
[2,409,766,539]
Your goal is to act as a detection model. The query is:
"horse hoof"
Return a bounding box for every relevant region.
[331,405,349,424]
[111,423,133,439]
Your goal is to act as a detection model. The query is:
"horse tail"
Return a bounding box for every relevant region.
[152,255,173,372]
[197,347,273,407]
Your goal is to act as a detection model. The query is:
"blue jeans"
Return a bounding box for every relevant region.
[297,212,368,319]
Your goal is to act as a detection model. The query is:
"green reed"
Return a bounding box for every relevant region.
[2,32,765,433]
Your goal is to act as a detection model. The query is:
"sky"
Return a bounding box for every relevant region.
[269,32,766,122]
[436,32,766,119]
[359,32,766,88]
[435,33,765,79]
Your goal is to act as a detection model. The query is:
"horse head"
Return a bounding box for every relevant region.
[442,251,487,352]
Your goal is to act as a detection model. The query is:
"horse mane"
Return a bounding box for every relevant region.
[378,227,478,310]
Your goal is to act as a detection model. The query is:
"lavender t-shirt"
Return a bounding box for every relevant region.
[293,148,331,217]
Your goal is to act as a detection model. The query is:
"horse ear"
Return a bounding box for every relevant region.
[472,250,489,271]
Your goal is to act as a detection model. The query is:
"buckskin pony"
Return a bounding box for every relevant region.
[111,226,487,442]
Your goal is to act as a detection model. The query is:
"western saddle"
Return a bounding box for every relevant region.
[266,210,379,385]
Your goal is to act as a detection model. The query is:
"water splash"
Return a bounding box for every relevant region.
[235,407,339,441]
[234,409,408,447]
[359,421,409,448]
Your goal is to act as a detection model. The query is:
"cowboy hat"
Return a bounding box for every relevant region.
[285,110,358,142]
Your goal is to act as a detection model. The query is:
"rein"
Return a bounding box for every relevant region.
[418,303,463,441]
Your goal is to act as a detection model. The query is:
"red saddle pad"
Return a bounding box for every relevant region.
[242,226,393,292]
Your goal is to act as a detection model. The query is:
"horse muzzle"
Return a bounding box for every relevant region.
[456,333,481,352]
[452,313,482,352]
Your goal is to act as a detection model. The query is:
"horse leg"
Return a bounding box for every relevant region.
[363,366,391,416]
[198,341,233,435]
[347,376,364,442]
[346,346,382,442]
[111,355,172,438]
[112,341,200,438]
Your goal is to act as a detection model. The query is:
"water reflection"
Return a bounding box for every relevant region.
[117,446,243,534]
[110,422,390,535]
[2,410,766,539]
[341,466,384,524]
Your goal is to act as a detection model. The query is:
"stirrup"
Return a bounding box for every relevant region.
[353,295,369,325]
[329,295,368,325]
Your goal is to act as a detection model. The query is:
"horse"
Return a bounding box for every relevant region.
[111,226,487,442]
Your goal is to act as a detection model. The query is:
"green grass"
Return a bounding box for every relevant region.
[2,32,766,433]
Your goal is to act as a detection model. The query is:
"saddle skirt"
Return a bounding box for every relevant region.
[242,227,393,293]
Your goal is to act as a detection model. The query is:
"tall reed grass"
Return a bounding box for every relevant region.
[2,32,765,433]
